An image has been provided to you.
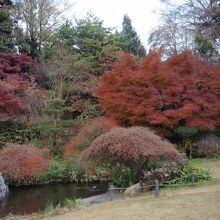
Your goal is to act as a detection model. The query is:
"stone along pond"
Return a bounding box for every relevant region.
[0,182,109,217]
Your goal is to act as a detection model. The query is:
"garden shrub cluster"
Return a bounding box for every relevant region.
[195,134,220,158]
[112,163,138,187]
[0,143,49,185]
[80,127,178,182]
[196,145,220,158]
[0,120,37,148]
[144,153,187,183]
[38,157,111,184]
[144,153,211,185]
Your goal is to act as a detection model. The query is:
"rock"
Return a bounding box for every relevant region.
[0,173,9,199]
[8,218,18,220]
[124,183,141,195]
[80,192,124,205]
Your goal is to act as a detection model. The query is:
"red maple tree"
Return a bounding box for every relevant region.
[0,53,37,121]
[96,50,220,129]
[79,127,178,175]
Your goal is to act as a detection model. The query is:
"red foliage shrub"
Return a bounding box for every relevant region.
[79,127,178,173]
[0,143,49,184]
[64,117,118,157]
[96,50,220,129]
[0,53,37,121]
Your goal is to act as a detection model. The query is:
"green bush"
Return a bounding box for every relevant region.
[173,126,199,139]
[63,198,78,208]
[40,160,65,182]
[63,157,111,183]
[168,165,212,185]
[33,120,79,157]
[0,120,36,148]
[112,163,137,187]
[63,158,86,182]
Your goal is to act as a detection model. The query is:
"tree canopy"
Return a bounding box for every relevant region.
[0,0,14,52]
[121,15,146,58]
[0,53,37,121]
[97,50,220,130]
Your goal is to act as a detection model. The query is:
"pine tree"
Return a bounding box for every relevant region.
[121,15,146,58]
[0,0,14,52]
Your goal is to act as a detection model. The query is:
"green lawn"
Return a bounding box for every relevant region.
[189,157,220,179]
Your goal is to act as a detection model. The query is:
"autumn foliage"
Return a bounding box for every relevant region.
[64,117,118,157]
[0,143,49,184]
[96,51,220,129]
[79,127,178,172]
[0,53,36,121]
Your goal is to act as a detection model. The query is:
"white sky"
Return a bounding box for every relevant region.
[68,0,164,49]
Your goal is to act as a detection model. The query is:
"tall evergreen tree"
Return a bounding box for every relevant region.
[121,15,146,58]
[0,0,14,52]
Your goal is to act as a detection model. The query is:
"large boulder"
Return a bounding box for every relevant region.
[0,173,9,199]
[124,183,141,195]
[80,192,123,205]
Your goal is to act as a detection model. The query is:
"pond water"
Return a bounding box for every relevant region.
[0,182,109,218]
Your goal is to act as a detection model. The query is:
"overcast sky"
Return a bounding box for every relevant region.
[69,0,164,48]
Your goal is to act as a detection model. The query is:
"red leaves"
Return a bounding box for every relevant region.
[0,53,36,121]
[0,143,49,184]
[64,117,118,157]
[79,127,178,170]
[97,51,220,129]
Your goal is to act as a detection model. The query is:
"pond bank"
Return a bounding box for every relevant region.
[42,180,220,220]
[0,182,109,218]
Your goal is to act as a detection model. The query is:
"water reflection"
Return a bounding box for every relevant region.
[0,182,108,217]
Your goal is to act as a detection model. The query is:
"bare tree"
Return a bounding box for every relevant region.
[148,9,194,57]
[149,0,220,59]
[14,0,73,57]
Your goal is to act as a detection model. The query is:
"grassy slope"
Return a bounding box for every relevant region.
[42,158,220,220]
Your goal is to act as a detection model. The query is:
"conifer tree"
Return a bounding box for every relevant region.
[0,0,14,52]
[120,15,146,58]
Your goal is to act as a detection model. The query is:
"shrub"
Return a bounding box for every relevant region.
[63,157,111,183]
[79,127,178,180]
[144,153,187,183]
[168,165,212,185]
[63,198,78,209]
[40,160,66,183]
[195,134,220,157]
[0,120,36,148]
[112,163,137,187]
[64,117,118,157]
[173,126,200,139]
[196,145,220,158]
[0,143,49,184]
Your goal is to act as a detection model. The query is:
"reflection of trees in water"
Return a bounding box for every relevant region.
[0,182,108,217]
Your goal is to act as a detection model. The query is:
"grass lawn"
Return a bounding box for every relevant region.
[189,157,220,179]
[29,158,220,220]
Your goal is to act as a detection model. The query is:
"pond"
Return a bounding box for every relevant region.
[0,182,109,218]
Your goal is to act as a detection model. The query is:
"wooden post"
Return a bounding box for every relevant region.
[108,183,114,201]
[191,172,196,184]
[155,179,160,197]
[139,180,144,193]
